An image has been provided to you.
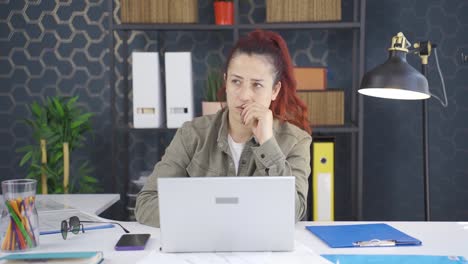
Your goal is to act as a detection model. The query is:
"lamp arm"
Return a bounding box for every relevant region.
[411,42,448,107]
[430,48,448,107]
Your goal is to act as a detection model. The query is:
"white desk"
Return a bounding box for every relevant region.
[12,221,468,263]
[2,195,467,263]
[36,194,120,215]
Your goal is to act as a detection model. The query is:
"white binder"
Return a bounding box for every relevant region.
[132,52,163,128]
[164,52,194,128]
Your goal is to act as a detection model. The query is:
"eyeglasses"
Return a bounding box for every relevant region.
[60,216,130,240]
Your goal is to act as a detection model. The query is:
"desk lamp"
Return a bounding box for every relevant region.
[358,32,447,221]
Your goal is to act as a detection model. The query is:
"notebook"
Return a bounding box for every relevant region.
[306,223,421,248]
[158,176,296,252]
[0,251,103,264]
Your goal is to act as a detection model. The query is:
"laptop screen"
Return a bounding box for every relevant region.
[158,176,295,252]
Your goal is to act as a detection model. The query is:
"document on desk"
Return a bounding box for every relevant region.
[36,197,76,212]
[39,210,114,235]
[322,254,468,264]
[306,223,421,248]
[37,199,114,235]
[137,242,332,264]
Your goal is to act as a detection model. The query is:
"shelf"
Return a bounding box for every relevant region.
[113,22,361,31]
[113,24,235,31]
[238,22,361,30]
[312,124,359,134]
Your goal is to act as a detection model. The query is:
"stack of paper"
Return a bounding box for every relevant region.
[37,198,114,235]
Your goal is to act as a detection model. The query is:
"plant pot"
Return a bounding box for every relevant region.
[214,1,234,25]
[202,101,224,116]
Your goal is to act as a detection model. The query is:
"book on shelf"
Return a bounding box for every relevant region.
[0,251,103,264]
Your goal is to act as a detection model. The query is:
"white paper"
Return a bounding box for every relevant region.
[137,241,332,264]
[39,210,113,234]
[36,197,75,212]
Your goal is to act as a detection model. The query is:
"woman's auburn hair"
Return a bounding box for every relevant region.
[219,29,311,134]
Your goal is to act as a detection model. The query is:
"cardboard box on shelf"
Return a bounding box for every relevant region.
[120,0,198,24]
[266,0,341,22]
[294,67,327,90]
[297,90,344,126]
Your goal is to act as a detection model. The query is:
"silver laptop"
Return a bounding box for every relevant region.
[158,176,295,253]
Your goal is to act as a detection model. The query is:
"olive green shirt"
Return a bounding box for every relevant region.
[135,109,312,227]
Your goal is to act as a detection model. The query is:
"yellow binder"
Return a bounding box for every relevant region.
[312,138,334,221]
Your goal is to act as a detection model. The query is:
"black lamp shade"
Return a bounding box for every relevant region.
[359,50,430,100]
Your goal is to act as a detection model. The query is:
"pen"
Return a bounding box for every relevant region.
[352,239,396,247]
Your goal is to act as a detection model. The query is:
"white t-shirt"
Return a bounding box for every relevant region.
[228,134,246,175]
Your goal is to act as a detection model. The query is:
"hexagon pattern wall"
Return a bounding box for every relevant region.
[0,0,114,194]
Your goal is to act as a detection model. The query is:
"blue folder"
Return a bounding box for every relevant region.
[306,223,422,248]
[322,254,468,264]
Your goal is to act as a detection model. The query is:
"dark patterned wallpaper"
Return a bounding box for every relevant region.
[0,1,114,195]
[1,0,467,221]
[364,0,468,220]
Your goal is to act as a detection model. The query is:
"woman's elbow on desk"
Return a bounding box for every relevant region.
[135,191,161,228]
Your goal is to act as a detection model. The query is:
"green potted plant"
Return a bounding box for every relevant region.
[214,0,234,25]
[202,69,224,116]
[17,96,100,194]
[16,101,54,194]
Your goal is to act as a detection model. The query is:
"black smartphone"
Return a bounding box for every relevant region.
[114,233,151,251]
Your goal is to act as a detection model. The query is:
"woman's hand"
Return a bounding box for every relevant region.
[240,102,274,145]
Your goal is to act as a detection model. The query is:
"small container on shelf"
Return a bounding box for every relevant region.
[214,0,234,25]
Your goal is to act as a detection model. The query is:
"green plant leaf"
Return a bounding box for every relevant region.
[52,97,65,117]
[71,113,92,129]
[26,171,38,179]
[16,145,33,153]
[30,102,42,117]
[53,186,63,194]
[66,96,79,109]
[205,69,223,102]
[51,152,63,163]
[82,175,98,183]
[19,151,33,166]
[41,164,58,178]
[23,118,38,129]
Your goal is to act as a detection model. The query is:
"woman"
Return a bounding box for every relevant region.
[135,29,311,227]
